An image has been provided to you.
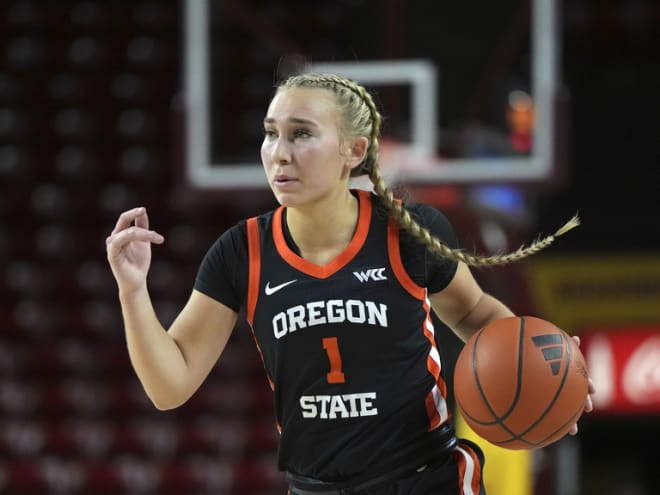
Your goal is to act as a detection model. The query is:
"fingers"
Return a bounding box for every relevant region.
[106,226,164,246]
[567,336,594,436]
[584,378,595,412]
[106,225,164,257]
[111,206,149,236]
[134,207,149,230]
[572,336,596,412]
[584,395,594,413]
[107,207,163,247]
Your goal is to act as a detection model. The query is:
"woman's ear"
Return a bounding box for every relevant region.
[346,136,369,170]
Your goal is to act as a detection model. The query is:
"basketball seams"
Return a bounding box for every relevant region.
[473,317,526,421]
[471,317,526,421]
[495,329,574,447]
[470,329,499,424]
[461,320,538,447]
[462,324,524,440]
[515,334,587,446]
[532,402,584,447]
[455,316,588,450]
[509,316,526,418]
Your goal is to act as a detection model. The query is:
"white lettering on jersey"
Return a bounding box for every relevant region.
[300,392,378,419]
[272,299,388,339]
[353,268,388,282]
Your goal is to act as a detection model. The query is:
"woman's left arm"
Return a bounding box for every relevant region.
[429,261,514,343]
[430,260,595,435]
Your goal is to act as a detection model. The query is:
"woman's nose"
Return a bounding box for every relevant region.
[271,137,292,164]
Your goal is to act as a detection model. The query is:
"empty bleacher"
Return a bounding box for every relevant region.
[0,1,285,493]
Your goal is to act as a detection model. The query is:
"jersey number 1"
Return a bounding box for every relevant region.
[322,337,345,384]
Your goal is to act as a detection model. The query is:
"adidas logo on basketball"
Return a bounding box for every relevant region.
[532,334,564,376]
[353,268,388,282]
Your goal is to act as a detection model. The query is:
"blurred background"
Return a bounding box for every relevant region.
[0,0,658,494]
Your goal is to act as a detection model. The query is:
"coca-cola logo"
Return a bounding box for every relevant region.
[622,335,660,405]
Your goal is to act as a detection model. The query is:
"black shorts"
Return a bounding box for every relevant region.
[288,438,486,495]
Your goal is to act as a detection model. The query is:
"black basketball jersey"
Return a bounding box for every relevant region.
[245,190,453,480]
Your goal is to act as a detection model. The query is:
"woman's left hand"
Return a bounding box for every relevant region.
[568,335,595,435]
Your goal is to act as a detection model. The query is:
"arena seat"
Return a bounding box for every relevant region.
[0,1,287,493]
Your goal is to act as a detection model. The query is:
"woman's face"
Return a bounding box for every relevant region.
[261,88,357,208]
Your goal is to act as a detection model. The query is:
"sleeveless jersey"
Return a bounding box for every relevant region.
[245,190,452,480]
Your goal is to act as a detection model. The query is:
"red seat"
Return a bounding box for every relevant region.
[0,338,24,375]
[114,456,162,493]
[55,339,99,375]
[160,462,203,494]
[0,145,33,184]
[179,418,246,458]
[184,455,236,494]
[110,380,155,417]
[0,1,285,492]
[0,73,20,102]
[57,378,112,416]
[79,299,124,339]
[43,421,79,457]
[30,183,72,219]
[2,420,45,457]
[0,380,40,416]
[128,418,180,458]
[68,418,114,458]
[81,462,123,495]
[3,462,46,495]
[5,37,46,71]
[234,454,287,494]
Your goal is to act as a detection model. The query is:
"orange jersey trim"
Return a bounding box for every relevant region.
[452,442,483,494]
[387,218,426,300]
[246,217,261,325]
[272,189,372,279]
[246,216,275,392]
[388,216,450,430]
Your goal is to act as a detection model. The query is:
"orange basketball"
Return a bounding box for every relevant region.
[454,316,589,450]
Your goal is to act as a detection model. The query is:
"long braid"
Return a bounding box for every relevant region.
[369,164,580,266]
[279,72,580,266]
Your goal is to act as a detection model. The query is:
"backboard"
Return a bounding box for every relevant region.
[183,0,562,189]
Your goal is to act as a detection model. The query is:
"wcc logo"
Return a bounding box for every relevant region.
[353,268,388,283]
[531,334,564,376]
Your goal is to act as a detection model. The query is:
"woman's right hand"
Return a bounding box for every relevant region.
[106,207,164,295]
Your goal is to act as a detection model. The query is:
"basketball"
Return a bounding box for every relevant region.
[454,316,589,450]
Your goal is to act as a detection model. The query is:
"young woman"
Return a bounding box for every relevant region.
[106,72,593,494]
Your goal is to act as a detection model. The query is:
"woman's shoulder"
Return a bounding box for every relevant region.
[368,191,454,233]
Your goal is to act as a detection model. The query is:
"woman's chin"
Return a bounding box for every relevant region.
[272,190,299,207]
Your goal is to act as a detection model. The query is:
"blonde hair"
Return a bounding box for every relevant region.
[277,72,579,266]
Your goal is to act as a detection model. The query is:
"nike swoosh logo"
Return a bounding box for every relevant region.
[264,279,297,295]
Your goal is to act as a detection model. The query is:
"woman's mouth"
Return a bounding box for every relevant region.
[274,175,298,187]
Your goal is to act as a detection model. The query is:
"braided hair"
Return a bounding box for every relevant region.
[277,72,579,266]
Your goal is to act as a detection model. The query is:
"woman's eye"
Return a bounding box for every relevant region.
[293,128,312,139]
[263,128,276,138]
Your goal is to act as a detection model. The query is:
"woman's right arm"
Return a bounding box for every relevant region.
[106,207,237,410]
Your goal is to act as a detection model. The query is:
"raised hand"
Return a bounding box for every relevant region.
[106,207,164,294]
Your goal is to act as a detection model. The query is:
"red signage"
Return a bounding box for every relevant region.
[580,328,660,415]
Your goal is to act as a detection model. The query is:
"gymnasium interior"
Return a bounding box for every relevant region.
[1,1,658,494]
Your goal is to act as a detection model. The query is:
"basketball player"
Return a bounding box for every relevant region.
[106,73,593,494]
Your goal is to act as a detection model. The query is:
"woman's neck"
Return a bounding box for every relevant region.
[285,189,359,263]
